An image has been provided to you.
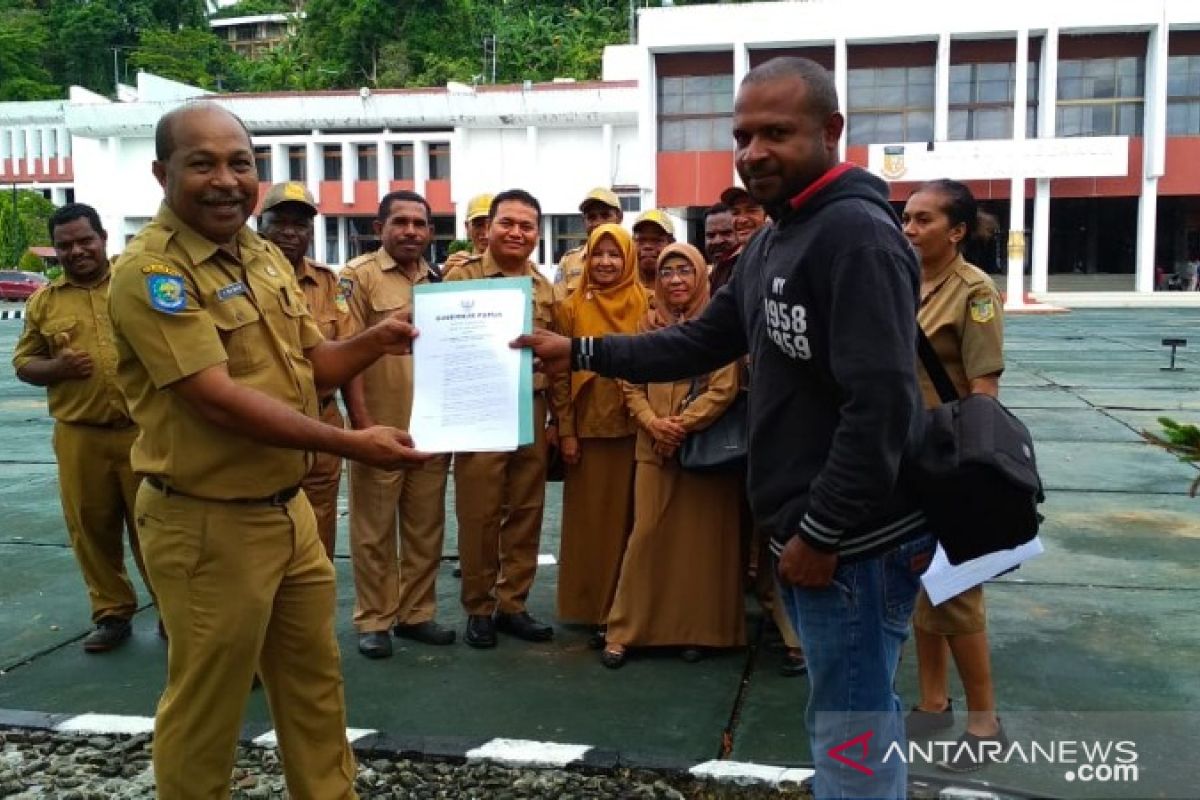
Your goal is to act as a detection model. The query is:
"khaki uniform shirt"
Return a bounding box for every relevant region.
[917,254,1005,409]
[553,246,586,301]
[550,301,635,439]
[12,271,130,426]
[444,250,556,392]
[623,362,740,465]
[339,248,434,428]
[109,203,323,499]
[296,257,351,402]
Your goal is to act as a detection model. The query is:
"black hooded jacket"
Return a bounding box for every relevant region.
[578,165,926,562]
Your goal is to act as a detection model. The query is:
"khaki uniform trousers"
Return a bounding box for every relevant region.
[52,421,149,623]
[348,453,451,632]
[301,400,345,559]
[135,482,356,800]
[454,395,548,616]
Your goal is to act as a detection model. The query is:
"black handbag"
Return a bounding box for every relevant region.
[677,379,749,473]
[911,330,1044,564]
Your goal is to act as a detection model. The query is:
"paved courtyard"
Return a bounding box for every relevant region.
[0,307,1197,798]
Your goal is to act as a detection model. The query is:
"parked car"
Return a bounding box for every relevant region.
[0,270,49,301]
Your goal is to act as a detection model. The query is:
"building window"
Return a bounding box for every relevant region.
[1167,55,1200,136]
[254,147,272,182]
[1056,57,1144,137]
[325,217,339,264]
[287,145,306,181]
[548,215,585,265]
[847,66,935,145]
[657,74,735,152]
[430,215,455,264]
[356,144,377,181]
[948,62,1039,140]
[322,144,342,181]
[392,144,414,180]
[615,189,641,213]
[428,143,450,180]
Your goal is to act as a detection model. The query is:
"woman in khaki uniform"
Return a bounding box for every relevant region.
[901,179,1007,771]
[601,243,746,668]
[552,224,647,641]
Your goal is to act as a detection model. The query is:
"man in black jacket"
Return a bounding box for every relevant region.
[517,57,933,800]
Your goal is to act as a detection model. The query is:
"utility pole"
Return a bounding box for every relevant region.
[482,35,497,84]
[112,47,120,93]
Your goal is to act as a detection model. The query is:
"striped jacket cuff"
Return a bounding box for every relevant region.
[798,511,844,552]
[572,336,597,372]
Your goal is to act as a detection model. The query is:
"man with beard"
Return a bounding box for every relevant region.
[108,101,428,799]
[14,203,152,654]
[340,190,456,659]
[258,181,352,559]
[516,57,933,800]
[704,203,740,291]
[631,209,675,289]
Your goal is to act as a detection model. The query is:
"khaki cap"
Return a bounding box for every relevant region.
[466,193,494,222]
[261,182,317,215]
[632,209,675,237]
[579,187,621,212]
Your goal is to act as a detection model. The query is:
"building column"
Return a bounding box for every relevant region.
[1032,27,1058,294]
[601,123,614,189]
[1005,29,1030,309]
[336,216,348,264]
[1137,20,1170,294]
[340,140,355,205]
[306,136,321,202]
[270,142,286,186]
[313,214,328,263]
[639,46,657,209]
[24,128,36,173]
[57,126,69,174]
[0,129,9,177]
[935,32,950,142]
[413,140,429,199]
[733,42,750,183]
[376,133,392,201]
[835,38,848,161]
[40,128,53,174]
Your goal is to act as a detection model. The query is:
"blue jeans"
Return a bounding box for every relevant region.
[776,533,936,800]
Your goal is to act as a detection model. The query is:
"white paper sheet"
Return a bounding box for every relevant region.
[408,282,530,453]
[920,536,1045,606]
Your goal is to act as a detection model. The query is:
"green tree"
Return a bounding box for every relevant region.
[300,0,403,87]
[0,2,60,99]
[130,27,236,89]
[0,189,56,271]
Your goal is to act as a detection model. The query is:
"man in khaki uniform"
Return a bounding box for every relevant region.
[341,190,455,659]
[444,189,557,648]
[553,187,623,300]
[13,203,151,654]
[108,102,428,800]
[259,181,352,559]
[442,192,493,277]
[631,209,675,289]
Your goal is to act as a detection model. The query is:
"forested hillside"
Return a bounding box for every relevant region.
[0,0,753,100]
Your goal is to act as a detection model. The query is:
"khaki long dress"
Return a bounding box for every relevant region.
[605,363,746,648]
[553,373,638,624]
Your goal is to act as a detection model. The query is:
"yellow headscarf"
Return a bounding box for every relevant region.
[564,223,648,397]
[642,242,710,332]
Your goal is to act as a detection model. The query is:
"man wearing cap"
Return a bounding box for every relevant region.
[554,187,623,299]
[631,209,675,289]
[341,190,455,659]
[720,185,768,249]
[258,182,351,559]
[443,193,493,276]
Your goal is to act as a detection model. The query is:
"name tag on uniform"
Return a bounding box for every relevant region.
[217,281,247,302]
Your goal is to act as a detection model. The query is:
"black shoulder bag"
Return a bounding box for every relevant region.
[678,379,749,474]
[912,331,1044,564]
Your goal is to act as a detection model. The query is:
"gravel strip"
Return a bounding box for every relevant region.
[0,728,811,799]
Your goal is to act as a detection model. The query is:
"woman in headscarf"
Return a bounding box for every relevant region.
[600,242,746,668]
[552,223,648,645]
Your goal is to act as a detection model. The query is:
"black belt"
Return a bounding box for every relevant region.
[145,475,301,506]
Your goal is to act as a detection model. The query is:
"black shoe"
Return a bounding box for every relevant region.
[680,647,703,663]
[600,646,626,669]
[393,620,456,646]
[357,631,393,659]
[779,649,808,677]
[938,721,1009,773]
[586,626,607,650]
[905,700,955,739]
[464,615,497,649]
[494,611,554,642]
[83,618,132,653]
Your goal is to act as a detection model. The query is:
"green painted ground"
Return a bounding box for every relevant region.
[2,308,1199,798]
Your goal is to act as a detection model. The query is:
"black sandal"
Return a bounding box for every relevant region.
[600,646,626,669]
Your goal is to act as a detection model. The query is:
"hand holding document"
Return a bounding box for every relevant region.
[407,278,534,453]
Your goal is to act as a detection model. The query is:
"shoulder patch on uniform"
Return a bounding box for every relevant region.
[334,292,350,314]
[338,277,354,299]
[969,295,996,324]
[141,263,182,276]
[146,274,187,314]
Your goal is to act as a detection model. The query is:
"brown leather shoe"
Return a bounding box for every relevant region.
[393,620,456,646]
[83,618,132,654]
